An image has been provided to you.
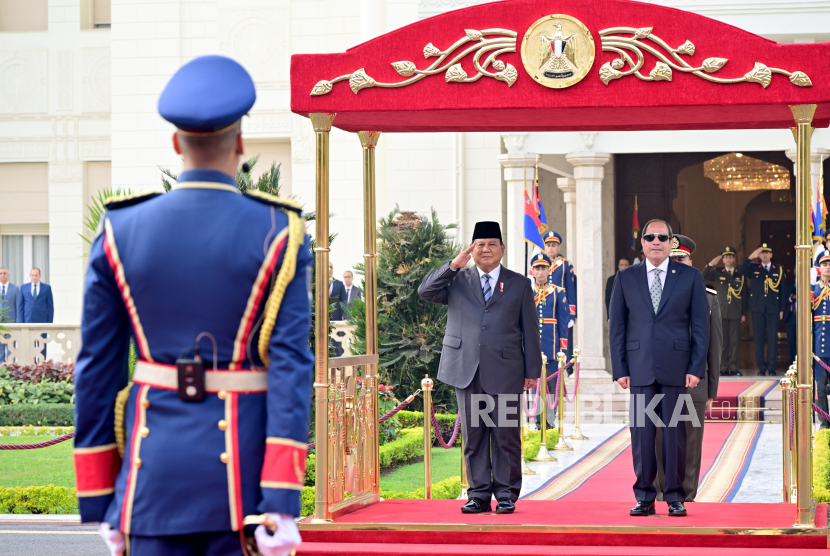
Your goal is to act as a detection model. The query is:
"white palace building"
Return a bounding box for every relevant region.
[1,0,829,375]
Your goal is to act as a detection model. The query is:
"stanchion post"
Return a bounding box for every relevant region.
[422,375,433,500]
[781,374,793,503]
[310,113,335,522]
[567,347,588,441]
[791,103,817,527]
[533,354,557,462]
[460,432,469,495]
[786,366,799,502]
[552,351,573,451]
[520,391,536,474]
[357,130,382,494]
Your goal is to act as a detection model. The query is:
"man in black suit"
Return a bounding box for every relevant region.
[329,262,347,356]
[342,270,362,308]
[605,257,631,318]
[419,221,541,515]
[784,279,797,367]
[609,219,709,517]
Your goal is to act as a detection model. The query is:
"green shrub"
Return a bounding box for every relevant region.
[0,485,78,514]
[523,428,559,461]
[305,454,315,487]
[814,429,830,502]
[301,486,315,517]
[0,371,74,405]
[378,428,423,468]
[0,403,74,426]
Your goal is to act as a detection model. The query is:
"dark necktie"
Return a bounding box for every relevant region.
[482,274,492,303]
[33,285,38,298]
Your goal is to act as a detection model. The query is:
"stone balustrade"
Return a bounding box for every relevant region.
[0,324,81,366]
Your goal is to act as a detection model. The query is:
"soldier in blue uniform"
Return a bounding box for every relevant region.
[530,253,569,427]
[737,243,785,376]
[813,252,830,429]
[543,231,576,368]
[73,55,313,556]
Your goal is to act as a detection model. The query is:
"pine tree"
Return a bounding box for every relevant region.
[349,208,458,412]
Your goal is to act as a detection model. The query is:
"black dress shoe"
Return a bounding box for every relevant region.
[496,498,515,514]
[461,497,492,514]
[630,501,655,516]
[668,501,687,516]
[734,370,742,376]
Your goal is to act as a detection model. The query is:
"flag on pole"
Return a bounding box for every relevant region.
[523,167,548,250]
[813,183,826,244]
[630,195,640,251]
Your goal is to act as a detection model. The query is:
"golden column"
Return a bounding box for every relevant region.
[358,130,382,494]
[310,112,336,521]
[791,104,816,527]
[551,351,573,451]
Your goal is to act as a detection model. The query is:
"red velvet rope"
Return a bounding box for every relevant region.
[0,432,75,451]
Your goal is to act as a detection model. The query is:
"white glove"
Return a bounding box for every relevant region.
[254,513,301,556]
[98,523,126,556]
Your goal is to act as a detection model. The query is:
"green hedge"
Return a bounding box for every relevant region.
[814,429,830,503]
[379,427,423,468]
[395,410,459,447]
[0,485,78,514]
[300,475,462,517]
[0,403,74,426]
[523,428,559,461]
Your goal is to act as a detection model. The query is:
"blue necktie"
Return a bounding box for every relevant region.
[482,274,492,303]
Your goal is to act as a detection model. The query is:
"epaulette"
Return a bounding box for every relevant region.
[104,191,164,210]
[706,287,717,295]
[244,190,303,214]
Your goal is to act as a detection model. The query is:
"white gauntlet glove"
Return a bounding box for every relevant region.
[98,523,126,556]
[254,513,301,556]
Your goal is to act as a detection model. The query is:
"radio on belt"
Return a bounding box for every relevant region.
[176,351,206,402]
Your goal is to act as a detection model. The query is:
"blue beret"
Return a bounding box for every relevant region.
[158,55,256,133]
[531,253,552,267]
[544,231,562,244]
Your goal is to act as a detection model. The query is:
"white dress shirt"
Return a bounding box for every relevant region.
[645,258,669,289]
[476,264,501,295]
[763,263,771,271]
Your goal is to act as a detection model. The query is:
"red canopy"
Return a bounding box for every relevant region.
[290,0,830,132]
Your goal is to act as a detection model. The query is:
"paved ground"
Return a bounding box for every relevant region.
[0,523,107,556]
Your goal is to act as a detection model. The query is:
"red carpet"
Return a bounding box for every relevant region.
[297,544,825,555]
[706,380,777,420]
[298,500,828,551]
[523,421,759,503]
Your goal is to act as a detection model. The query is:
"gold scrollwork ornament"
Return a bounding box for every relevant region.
[520,14,596,89]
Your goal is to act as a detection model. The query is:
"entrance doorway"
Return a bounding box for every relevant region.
[614,151,808,372]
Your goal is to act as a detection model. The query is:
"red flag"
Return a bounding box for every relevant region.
[630,196,640,251]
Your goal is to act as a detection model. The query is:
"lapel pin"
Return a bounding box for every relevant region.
[672,270,676,274]
[500,282,504,292]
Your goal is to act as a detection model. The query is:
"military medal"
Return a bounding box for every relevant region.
[500,282,504,292]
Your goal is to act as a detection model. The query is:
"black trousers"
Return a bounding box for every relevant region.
[456,369,522,501]
[655,401,706,501]
[751,311,778,373]
[815,358,830,429]
[721,318,740,373]
[629,383,687,503]
[786,316,798,367]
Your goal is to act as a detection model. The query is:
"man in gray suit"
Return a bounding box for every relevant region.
[0,267,19,364]
[655,235,721,501]
[419,221,542,514]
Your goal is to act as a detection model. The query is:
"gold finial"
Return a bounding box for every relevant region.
[357,131,381,149]
[309,113,336,133]
[790,104,817,124]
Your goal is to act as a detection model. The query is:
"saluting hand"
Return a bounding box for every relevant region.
[749,247,764,259]
[709,255,722,266]
[450,243,475,270]
[686,374,700,388]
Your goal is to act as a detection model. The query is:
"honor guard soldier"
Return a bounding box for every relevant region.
[655,235,721,502]
[813,252,830,429]
[703,246,748,376]
[738,243,785,376]
[530,254,569,426]
[543,231,576,366]
[72,56,312,556]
